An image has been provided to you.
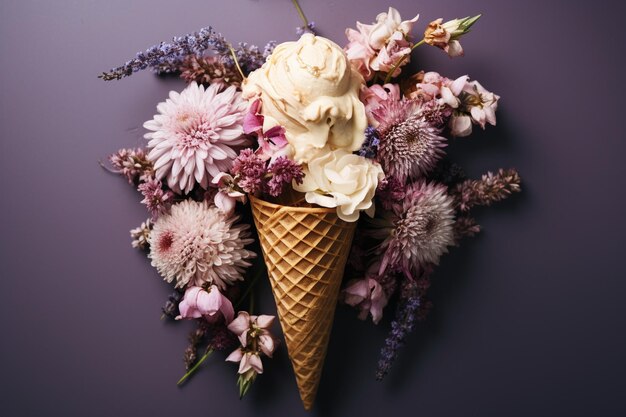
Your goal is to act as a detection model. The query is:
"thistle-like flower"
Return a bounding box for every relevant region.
[179,55,243,87]
[372,181,456,277]
[373,100,447,182]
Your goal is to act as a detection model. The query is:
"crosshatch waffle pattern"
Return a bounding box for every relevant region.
[249,196,356,410]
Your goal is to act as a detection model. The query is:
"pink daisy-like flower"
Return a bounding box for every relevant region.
[144,82,249,194]
[148,200,256,289]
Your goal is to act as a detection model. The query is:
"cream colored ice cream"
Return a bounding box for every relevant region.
[242,34,367,162]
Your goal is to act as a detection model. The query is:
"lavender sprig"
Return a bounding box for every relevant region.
[99,27,274,81]
[99,27,229,81]
[376,283,420,380]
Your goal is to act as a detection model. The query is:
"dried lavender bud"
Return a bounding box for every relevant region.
[179,55,243,87]
[454,216,481,243]
[452,168,521,212]
[161,291,183,319]
[183,345,197,370]
[376,283,420,380]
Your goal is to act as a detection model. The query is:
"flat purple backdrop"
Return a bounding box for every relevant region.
[1,0,625,416]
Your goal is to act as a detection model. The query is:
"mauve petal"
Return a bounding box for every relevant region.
[225,348,243,363]
[255,315,275,329]
[215,192,236,216]
[238,332,248,347]
[238,353,252,374]
[249,353,263,374]
[446,40,464,57]
[258,334,275,357]
[220,293,235,324]
[228,312,251,335]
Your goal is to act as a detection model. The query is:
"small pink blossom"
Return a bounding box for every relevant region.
[225,311,277,376]
[345,25,376,80]
[257,125,289,162]
[344,7,419,80]
[177,285,235,324]
[449,80,499,137]
[366,7,419,50]
[410,72,468,109]
[369,31,412,77]
[212,172,246,216]
[343,270,388,324]
[360,83,400,126]
[243,99,264,135]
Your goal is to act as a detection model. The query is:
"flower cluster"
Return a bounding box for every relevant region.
[101,1,521,405]
[226,312,278,397]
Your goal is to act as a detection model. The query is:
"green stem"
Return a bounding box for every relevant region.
[291,0,309,27]
[235,262,266,310]
[177,349,213,386]
[383,39,425,84]
[228,43,246,80]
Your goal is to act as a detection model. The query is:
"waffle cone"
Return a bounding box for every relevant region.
[249,195,356,410]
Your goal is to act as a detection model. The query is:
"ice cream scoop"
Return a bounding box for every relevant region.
[242,34,367,162]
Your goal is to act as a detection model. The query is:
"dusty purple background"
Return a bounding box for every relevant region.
[1,0,625,416]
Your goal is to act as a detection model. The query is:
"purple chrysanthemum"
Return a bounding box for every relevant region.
[375,181,456,277]
[231,149,266,194]
[373,100,447,182]
[138,178,174,219]
[266,157,304,197]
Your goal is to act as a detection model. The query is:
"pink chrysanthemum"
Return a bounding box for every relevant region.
[144,82,249,194]
[148,200,256,289]
[373,100,447,182]
[373,181,455,277]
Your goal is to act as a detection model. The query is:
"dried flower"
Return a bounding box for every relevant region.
[231,149,266,194]
[162,290,183,320]
[424,15,481,58]
[144,82,249,194]
[452,168,521,212]
[373,100,447,181]
[376,176,406,211]
[177,285,235,324]
[453,216,481,243]
[375,282,420,380]
[108,148,153,184]
[130,219,152,250]
[345,7,419,80]
[138,178,174,219]
[148,200,256,289]
[99,26,272,81]
[265,157,304,197]
[179,55,243,87]
[373,181,456,277]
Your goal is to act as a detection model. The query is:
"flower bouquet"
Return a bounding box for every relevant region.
[101,3,521,410]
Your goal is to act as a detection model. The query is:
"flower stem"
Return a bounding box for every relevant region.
[383,39,425,84]
[228,43,246,80]
[177,349,213,386]
[291,0,310,27]
[235,261,266,310]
